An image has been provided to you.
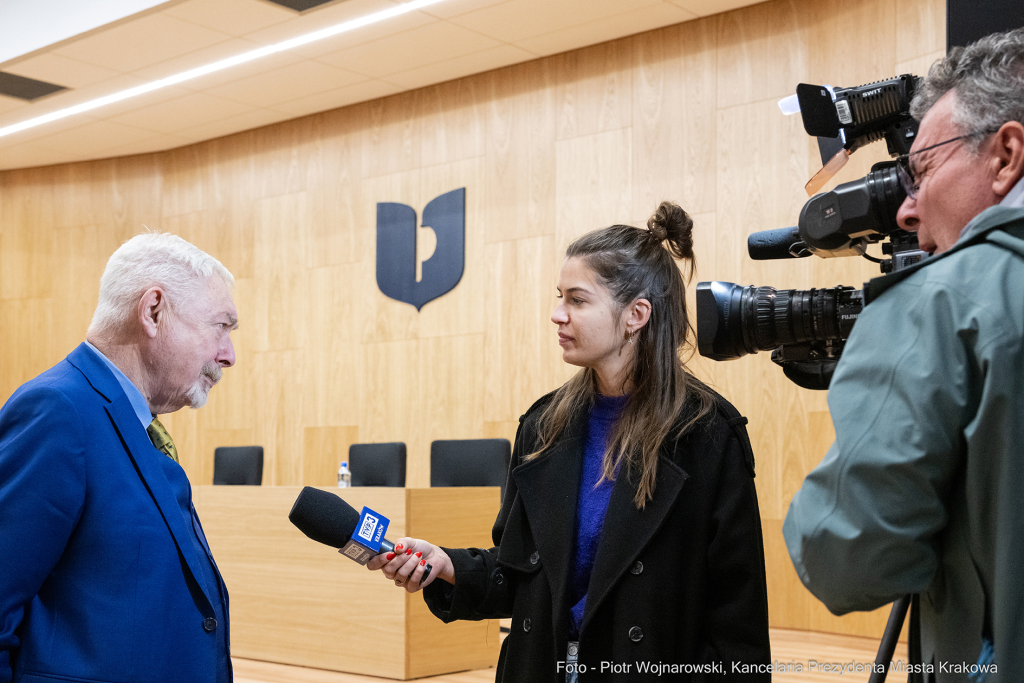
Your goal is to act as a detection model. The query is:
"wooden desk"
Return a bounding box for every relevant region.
[193,486,501,680]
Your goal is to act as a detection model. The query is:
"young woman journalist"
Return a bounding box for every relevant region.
[368,202,771,681]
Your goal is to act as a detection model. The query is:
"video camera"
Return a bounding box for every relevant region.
[696,75,928,391]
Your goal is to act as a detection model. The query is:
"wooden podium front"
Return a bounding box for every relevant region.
[193,486,502,680]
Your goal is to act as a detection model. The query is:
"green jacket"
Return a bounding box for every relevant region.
[784,205,1024,682]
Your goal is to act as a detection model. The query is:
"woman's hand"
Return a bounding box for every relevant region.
[366,537,455,593]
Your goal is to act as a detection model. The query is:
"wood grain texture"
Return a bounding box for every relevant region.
[0,0,946,639]
[405,487,502,679]
[305,426,361,487]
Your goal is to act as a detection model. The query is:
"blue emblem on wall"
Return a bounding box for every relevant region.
[376,188,465,311]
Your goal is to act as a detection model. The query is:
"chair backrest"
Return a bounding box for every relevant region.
[348,442,407,487]
[430,438,511,500]
[213,446,264,485]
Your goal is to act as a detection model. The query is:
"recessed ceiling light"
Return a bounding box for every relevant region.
[0,0,449,140]
[265,0,340,11]
[0,72,68,101]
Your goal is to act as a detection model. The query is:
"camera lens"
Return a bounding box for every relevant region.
[864,162,905,236]
[696,282,863,361]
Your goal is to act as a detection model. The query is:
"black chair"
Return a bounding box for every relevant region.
[349,442,407,487]
[430,438,511,500]
[213,446,264,485]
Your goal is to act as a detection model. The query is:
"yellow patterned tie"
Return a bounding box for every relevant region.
[147,417,179,464]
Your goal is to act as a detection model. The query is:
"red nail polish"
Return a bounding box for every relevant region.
[395,543,403,551]
[420,559,426,566]
[415,552,422,558]
[385,553,395,561]
[406,549,413,555]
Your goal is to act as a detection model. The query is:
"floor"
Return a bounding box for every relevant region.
[233,627,909,683]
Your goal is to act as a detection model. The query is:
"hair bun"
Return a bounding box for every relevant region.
[647,201,694,261]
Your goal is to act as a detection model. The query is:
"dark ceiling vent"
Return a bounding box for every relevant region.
[0,72,67,101]
[263,0,339,11]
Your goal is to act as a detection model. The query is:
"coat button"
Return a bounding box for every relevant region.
[494,570,504,585]
[630,560,643,575]
[523,618,532,632]
[529,551,540,565]
[628,626,643,642]
[203,617,217,633]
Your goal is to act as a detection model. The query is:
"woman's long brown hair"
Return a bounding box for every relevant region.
[527,202,715,509]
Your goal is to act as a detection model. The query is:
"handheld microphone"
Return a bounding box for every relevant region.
[289,487,395,565]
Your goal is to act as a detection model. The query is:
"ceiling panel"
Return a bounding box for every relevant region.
[53,13,233,72]
[31,118,159,156]
[0,112,106,148]
[419,0,510,20]
[10,72,148,110]
[0,142,77,169]
[205,59,366,106]
[0,0,770,171]
[90,84,198,120]
[0,74,148,129]
[159,46,309,91]
[164,0,294,36]
[105,91,255,133]
[0,96,31,116]
[131,37,269,83]
[4,53,122,89]
[239,0,432,58]
[316,20,503,78]
[384,43,535,89]
[447,0,667,43]
[516,2,698,57]
[671,0,765,15]
[165,106,298,143]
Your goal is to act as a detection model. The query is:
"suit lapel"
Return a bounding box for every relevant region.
[105,397,210,578]
[68,343,215,612]
[511,430,583,626]
[580,451,688,634]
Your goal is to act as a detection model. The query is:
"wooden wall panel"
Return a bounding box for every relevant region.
[304,425,360,487]
[555,127,635,256]
[482,61,557,243]
[482,236,567,425]
[0,0,945,638]
[632,18,718,219]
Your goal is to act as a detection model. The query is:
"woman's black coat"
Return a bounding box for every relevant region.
[424,392,771,682]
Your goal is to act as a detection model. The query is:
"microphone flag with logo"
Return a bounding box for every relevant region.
[289,486,395,565]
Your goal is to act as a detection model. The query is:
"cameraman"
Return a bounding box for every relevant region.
[784,28,1024,680]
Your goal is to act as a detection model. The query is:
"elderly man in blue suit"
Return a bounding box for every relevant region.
[0,233,238,683]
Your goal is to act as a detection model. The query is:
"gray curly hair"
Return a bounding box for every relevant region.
[911,27,1024,151]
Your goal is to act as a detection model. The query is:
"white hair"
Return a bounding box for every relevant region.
[88,232,234,338]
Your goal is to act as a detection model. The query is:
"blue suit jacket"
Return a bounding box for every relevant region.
[0,344,230,683]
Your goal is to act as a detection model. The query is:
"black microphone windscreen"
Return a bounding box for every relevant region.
[289,486,360,549]
[747,227,804,260]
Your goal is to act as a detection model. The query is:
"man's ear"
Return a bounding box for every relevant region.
[990,121,1024,197]
[138,286,168,340]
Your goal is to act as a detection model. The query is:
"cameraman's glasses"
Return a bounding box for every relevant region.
[895,135,972,199]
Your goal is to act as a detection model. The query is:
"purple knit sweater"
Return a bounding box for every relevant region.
[568,393,628,638]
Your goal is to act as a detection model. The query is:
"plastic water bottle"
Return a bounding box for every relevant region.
[337,461,351,488]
